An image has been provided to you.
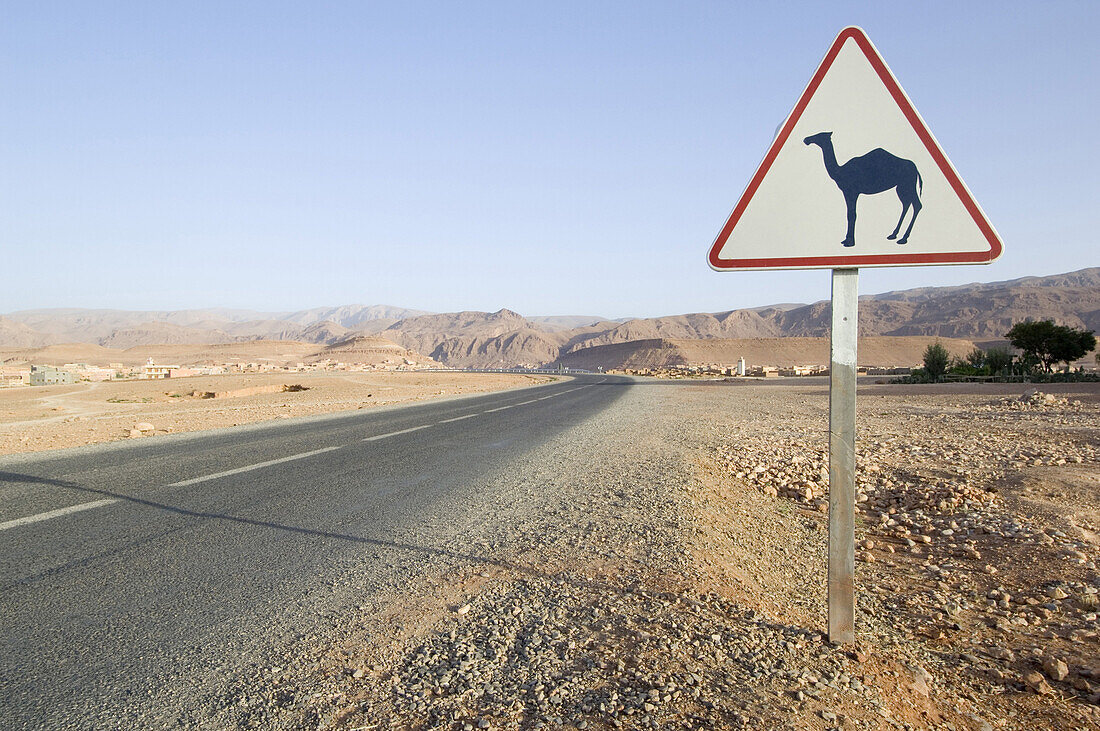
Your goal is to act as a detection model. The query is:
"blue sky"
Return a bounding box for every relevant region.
[2,1,1096,318]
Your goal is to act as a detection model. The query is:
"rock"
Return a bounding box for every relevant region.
[1043,657,1069,682]
[966,714,993,731]
[911,666,932,696]
[456,604,471,615]
[128,429,143,438]
[1024,671,1053,695]
[134,422,155,433]
[352,668,365,679]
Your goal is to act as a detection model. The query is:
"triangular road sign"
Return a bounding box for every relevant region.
[708,27,1003,270]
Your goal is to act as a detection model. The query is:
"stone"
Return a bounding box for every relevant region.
[966,714,993,731]
[134,422,155,433]
[1024,671,1053,695]
[1043,657,1069,682]
[1045,586,1069,600]
[457,604,471,615]
[911,666,932,696]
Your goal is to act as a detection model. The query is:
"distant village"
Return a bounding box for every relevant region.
[0,354,918,388]
[0,356,426,388]
[610,356,913,379]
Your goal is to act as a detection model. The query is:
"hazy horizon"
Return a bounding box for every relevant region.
[4,264,1095,324]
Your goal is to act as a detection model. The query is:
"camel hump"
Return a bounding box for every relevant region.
[858,148,906,165]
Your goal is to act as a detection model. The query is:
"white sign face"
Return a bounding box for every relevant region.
[709,27,1003,270]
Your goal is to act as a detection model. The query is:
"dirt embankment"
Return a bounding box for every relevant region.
[0,371,551,456]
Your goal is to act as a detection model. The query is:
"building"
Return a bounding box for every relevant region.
[141,359,181,379]
[29,365,76,386]
[63,363,116,382]
[0,369,29,388]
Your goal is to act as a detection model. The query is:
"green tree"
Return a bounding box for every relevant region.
[984,346,1013,376]
[963,347,990,373]
[1006,320,1096,372]
[1049,327,1097,371]
[922,342,950,382]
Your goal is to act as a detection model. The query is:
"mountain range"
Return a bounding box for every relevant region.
[2,268,1097,369]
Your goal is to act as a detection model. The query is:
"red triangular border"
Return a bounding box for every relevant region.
[708,26,1003,270]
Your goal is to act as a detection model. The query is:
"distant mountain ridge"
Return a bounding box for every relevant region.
[3,268,1097,368]
[5,304,431,343]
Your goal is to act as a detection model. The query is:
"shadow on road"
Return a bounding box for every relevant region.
[0,470,818,640]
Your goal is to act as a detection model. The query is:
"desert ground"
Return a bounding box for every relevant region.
[0,371,550,456]
[244,378,1098,731]
[6,376,1098,729]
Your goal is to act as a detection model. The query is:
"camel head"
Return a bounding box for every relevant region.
[803,131,832,147]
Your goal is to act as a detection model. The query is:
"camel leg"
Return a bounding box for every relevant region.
[842,192,858,247]
[888,195,909,240]
[897,198,921,245]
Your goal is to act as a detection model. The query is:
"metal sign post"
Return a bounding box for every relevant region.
[828,268,858,643]
[706,27,1003,644]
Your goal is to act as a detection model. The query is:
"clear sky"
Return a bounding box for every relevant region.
[2,1,1096,318]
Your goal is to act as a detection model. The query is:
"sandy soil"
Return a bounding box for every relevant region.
[0,372,552,456]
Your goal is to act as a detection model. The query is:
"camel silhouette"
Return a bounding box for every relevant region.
[803,131,922,247]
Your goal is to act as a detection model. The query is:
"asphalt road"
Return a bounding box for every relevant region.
[0,374,627,729]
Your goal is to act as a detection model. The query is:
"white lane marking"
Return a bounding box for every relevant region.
[0,385,596,531]
[362,424,433,442]
[0,499,120,532]
[168,446,342,486]
[437,413,480,424]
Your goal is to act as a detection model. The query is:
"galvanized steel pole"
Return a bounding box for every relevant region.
[828,268,858,643]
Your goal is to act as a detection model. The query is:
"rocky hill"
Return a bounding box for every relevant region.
[0,315,56,349]
[574,267,1100,348]
[307,336,439,367]
[559,336,978,371]
[3,268,1097,369]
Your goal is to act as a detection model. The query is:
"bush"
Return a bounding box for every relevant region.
[984,346,1013,376]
